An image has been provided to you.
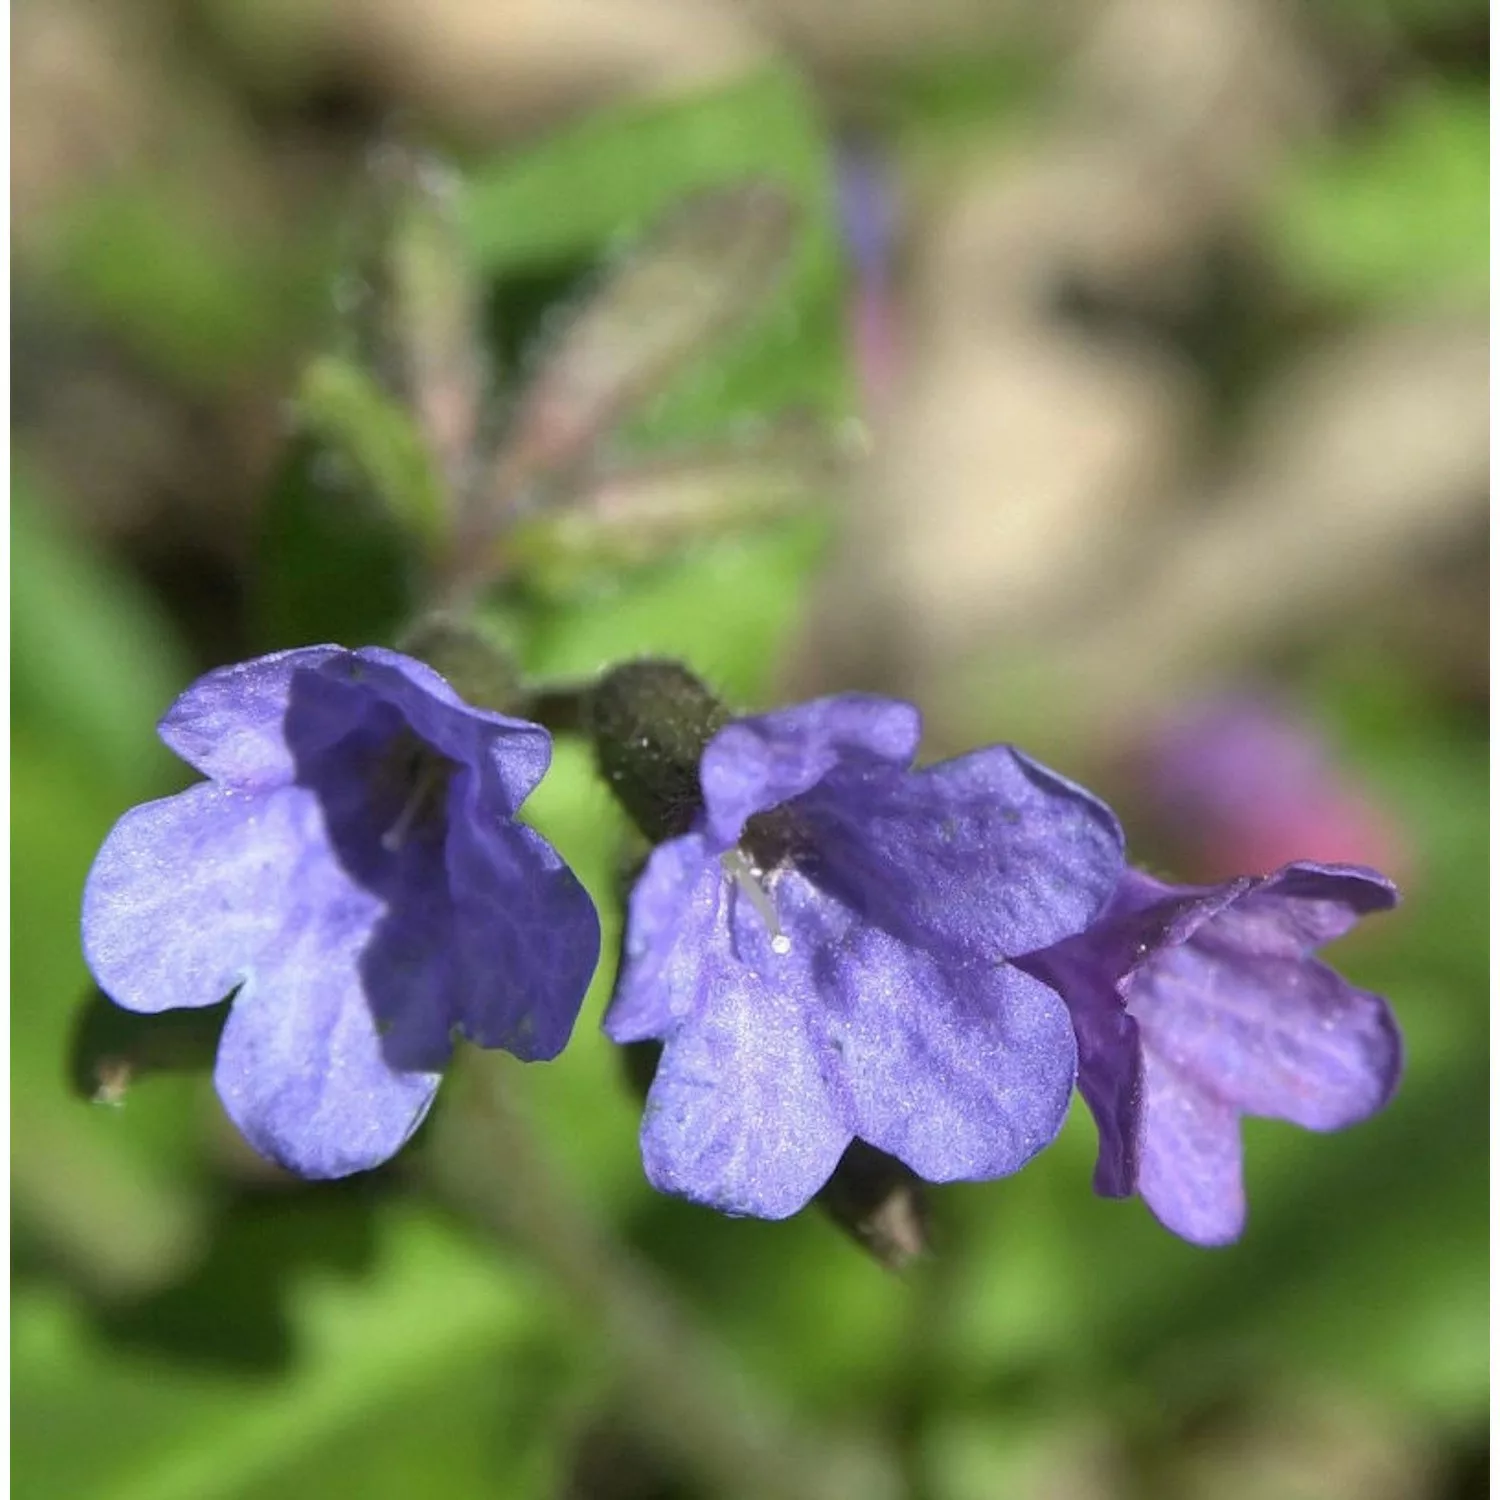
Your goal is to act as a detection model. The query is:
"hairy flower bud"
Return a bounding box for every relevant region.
[588,659,729,844]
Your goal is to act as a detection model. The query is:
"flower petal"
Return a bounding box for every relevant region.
[1078,1007,1143,1198]
[1203,861,1399,952]
[1135,1052,1247,1245]
[1016,872,1242,1197]
[83,783,310,1013]
[1118,862,1401,1132]
[805,744,1126,959]
[639,930,852,1218]
[444,776,601,1061]
[1027,944,1142,1196]
[768,874,1078,1182]
[604,835,723,1044]
[1130,936,1402,1132]
[158,647,342,788]
[325,648,552,812]
[213,879,444,1178]
[698,694,921,850]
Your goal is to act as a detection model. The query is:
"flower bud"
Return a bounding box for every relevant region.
[588,660,729,843]
[815,1140,930,1272]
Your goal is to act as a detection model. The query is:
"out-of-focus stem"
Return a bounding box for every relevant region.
[426,1055,901,1500]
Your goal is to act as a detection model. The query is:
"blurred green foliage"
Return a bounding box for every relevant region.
[48,181,325,387]
[12,44,1487,1500]
[1271,85,1488,306]
[467,71,849,452]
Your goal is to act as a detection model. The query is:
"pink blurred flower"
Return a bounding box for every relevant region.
[834,136,900,410]
[1132,694,1412,886]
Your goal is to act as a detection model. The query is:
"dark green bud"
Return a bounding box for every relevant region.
[588,660,729,844]
[815,1141,931,1272]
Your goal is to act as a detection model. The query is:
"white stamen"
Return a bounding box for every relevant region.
[382,760,445,851]
[721,847,788,954]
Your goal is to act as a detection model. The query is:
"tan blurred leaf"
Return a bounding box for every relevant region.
[500,420,840,592]
[491,178,800,495]
[354,142,491,504]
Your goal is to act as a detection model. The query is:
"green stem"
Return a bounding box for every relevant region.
[516,681,595,739]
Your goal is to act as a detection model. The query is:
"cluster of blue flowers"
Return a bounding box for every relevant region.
[82,645,1402,1246]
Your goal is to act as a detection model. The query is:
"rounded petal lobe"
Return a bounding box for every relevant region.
[1130,942,1402,1131]
[83,783,310,1013]
[1069,985,1144,1197]
[808,744,1125,960]
[699,694,921,850]
[213,890,443,1178]
[1136,1053,1247,1245]
[1017,940,1144,1194]
[445,778,601,1061]
[774,873,1078,1181]
[640,941,852,1218]
[1017,873,1245,1196]
[1079,1018,1143,1198]
[158,647,342,788]
[1124,862,1402,1131]
[1037,860,1401,1241]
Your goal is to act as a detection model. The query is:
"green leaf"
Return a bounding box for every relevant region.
[294,355,449,559]
[467,71,828,269]
[492,518,829,707]
[488,179,802,496]
[254,432,416,651]
[13,1203,560,1500]
[885,47,1043,163]
[46,180,320,384]
[504,430,840,600]
[11,474,189,797]
[1318,0,1487,40]
[12,729,210,1299]
[352,145,489,500]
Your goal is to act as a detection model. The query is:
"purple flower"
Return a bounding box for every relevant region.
[1131,693,1410,883]
[82,646,600,1178]
[604,695,1125,1218]
[1019,862,1401,1245]
[834,135,900,407]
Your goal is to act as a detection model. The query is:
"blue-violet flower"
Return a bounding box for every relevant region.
[604,695,1125,1218]
[82,646,600,1177]
[1018,861,1401,1244]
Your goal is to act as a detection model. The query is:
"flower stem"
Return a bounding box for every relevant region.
[517,681,595,739]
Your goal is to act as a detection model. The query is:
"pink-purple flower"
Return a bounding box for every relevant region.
[1019,861,1402,1244]
[82,646,600,1178]
[1130,693,1410,883]
[834,135,900,408]
[604,694,1126,1218]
